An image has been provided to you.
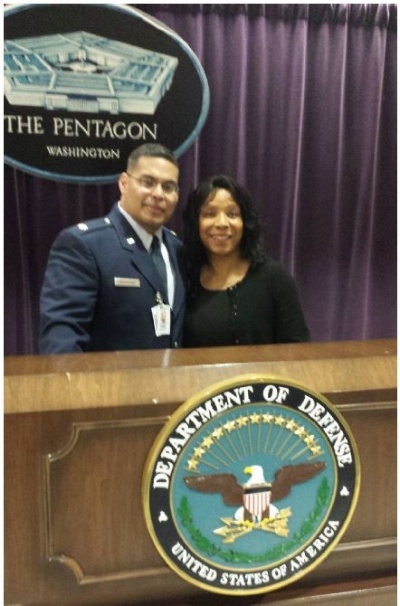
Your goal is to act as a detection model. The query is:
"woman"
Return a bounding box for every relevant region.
[182,175,309,347]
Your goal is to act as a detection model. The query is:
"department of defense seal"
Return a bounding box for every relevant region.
[142,375,360,595]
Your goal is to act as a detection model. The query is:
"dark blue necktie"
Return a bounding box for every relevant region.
[150,236,168,296]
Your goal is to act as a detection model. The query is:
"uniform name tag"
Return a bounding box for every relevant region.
[114,277,141,287]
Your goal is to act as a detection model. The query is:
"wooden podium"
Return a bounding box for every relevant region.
[4,340,397,605]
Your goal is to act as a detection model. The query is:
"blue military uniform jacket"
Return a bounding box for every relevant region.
[39,204,185,353]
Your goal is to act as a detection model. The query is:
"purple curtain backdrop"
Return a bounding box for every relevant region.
[4,4,397,355]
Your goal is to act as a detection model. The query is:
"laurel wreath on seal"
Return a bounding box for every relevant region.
[177,477,330,565]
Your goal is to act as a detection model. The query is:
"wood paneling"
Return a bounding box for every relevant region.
[4,340,397,605]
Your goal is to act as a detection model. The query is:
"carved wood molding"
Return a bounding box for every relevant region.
[44,416,170,583]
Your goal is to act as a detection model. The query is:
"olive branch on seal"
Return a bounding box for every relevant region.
[177,477,330,565]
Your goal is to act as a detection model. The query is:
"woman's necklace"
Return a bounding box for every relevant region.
[201,259,250,291]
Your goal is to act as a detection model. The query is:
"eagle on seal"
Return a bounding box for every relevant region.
[184,462,326,523]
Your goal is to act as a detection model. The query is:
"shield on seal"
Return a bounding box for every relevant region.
[243,485,272,521]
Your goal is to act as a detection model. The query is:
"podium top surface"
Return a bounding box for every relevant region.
[4,339,396,414]
[4,338,396,375]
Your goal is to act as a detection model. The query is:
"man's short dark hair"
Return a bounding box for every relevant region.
[127,143,178,170]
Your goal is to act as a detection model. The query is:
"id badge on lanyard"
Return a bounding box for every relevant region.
[151,291,171,336]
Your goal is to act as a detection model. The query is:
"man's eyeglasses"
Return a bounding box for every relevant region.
[127,173,179,195]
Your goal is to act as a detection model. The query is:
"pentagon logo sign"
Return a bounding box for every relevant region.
[142,375,360,595]
[4,4,209,183]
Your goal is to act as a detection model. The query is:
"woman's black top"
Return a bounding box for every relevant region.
[183,259,309,347]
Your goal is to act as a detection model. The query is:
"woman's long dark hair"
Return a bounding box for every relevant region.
[182,175,266,297]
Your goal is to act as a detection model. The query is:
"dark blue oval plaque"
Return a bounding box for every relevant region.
[4,4,209,183]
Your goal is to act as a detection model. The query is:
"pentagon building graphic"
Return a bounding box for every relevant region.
[4,31,179,114]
